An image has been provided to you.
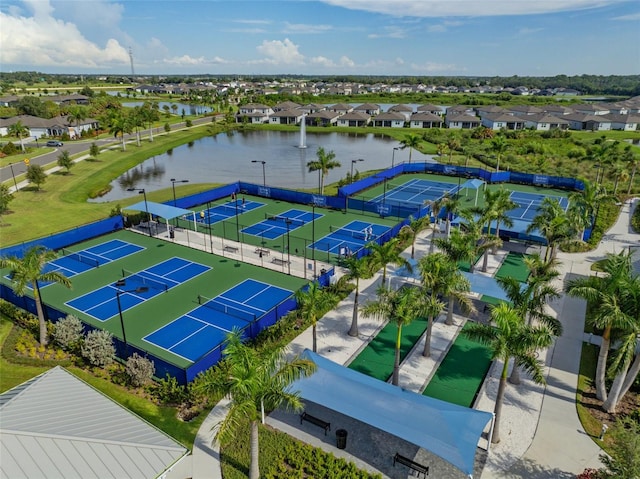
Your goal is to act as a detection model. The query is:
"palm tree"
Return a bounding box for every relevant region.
[464,303,554,443]
[568,179,611,239]
[343,255,372,337]
[306,147,341,195]
[7,121,29,152]
[399,214,431,259]
[490,135,508,172]
[130,106,146,147]
[194,330,316,479]
[1,246,72,345]
[486,188,516,251]
[142,101,160,142]
[527,198,572,262]
[107,111,132,151]
[440,193,462,238]
[294,282,336,352]
[435,226,477,273]
[419,253,472,356]
[66,105,87,139]
[446,135,461,164]
[399,134,421,164]
[565,252,639,407]
[365,237,408,286]
[361,285,429,385]
[622,146,638,195]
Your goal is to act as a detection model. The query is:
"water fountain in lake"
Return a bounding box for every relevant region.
[299,115,307,149]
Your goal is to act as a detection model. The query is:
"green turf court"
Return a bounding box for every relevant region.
[171,195,399,264]
[0,230,307,368]
[422,322,493,407]
[495,252,530,283]
[348,316,428,381]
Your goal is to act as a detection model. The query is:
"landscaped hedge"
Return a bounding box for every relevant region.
[631,200,640,233]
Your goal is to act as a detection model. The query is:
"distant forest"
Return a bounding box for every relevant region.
[1,71,639,97]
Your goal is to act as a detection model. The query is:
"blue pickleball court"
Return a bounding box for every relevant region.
[240,209,322,240]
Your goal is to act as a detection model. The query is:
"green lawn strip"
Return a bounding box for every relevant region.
[457,251,484,273]
[495,252,530,283]
[422,322,493,407]
[480,295,509,307]
[4,229,308,368]
[0,318,202,449]
[348,316,428,381]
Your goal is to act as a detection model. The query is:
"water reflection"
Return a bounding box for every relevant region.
[91,130,435,202]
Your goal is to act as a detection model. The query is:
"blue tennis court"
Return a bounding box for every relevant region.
[196,199,264,225]
[143,279,293,362]
[65,257,210,321]
[310,220,390,255]
[241,209,322,240]
[8,239,145,289]
[508,192,569,221]
[372,179,459,207]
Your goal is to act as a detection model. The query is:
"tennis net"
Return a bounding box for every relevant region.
[121,269,169,292]
[61,248,100,268]
[388,183,455,195]
[197,295,256,322]
[330,225,370,241]
[265,213,305,227]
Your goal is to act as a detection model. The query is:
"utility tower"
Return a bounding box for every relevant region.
[129,47,135,77]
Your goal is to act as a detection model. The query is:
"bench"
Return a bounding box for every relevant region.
[255,248,270,257]
[393,453,428,477]
[223,245,239,253]
[272,257,290,266]
[300,412,330,435]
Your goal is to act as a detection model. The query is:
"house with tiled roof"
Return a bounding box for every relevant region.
[0,114,99,139]
[48,93,90,105]
[0,95,21,107]
[542,104,575,116]
[481,113,526,130]
[522,113,570,131]
[571,103,611,116]
[305,110,341,127]
[236,103,273,124]
[606,113,640,131]
[388,104,414,122]
[354,103,381,116]
[564,113,612,131]
[507,105,544,117]
[328,103,353,114]
[269,109,304,125]
[371,112,406,128]
[445,113,481,129]
[272,101,301,112]
[475,105,506,117]
[336,111,371,127]
[409,112,443,129]
[416,104,445,116]
[299,103,326,114]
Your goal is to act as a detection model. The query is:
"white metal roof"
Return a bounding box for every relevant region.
[0,367,188,479]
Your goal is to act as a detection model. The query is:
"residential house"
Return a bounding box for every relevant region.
[571,104,611,116]
[328,103,353,114]
[354,103,381,116]
[416,104,445,116]
[236,103,273,124]
[336,111,371,127]
[0,95,21,107]
[607,114,640,131]
[48,94,90,105]
[507,105,544,117]
[564,113,612,131]
[409,112,444,129]
[269,109,304,125]
[481,113,525,130]
[542,104,574,116]
[272,101,301,112]
[388,104,414,122]
[305,110,341,127]
[299,103,326,114]
[475,105,506,117]
[371,112,406,128]
[0,114,99,139]
[445,113,481,129]
[522,113,570,131]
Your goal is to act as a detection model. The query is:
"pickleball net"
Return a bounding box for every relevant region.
[121,269,169,292]
[197,295,257,322]
[60,248,100,269]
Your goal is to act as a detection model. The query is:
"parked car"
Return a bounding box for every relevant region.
[46,140,63,147]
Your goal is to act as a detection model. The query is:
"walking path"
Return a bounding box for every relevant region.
[173,197,638,479]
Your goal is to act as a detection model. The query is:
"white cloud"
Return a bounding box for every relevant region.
[339,56,355,67]
[234,19,272,25]
[0,0,129,68]
[368,26,410,39]
[282,22,333,34]
[256,38,305,64]
[410,61,465,72]
[322,0,627,17]
[162,55,230,66]
[611,12,640,20]
[310,56,336,67]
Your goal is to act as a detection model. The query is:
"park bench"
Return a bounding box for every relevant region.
[255,248,270,256]
[272,257,290,266]
[300,412,330,435]
[393,453,429,477]
[223,245,239,253]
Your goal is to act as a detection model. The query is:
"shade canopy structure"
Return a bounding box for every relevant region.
[460,179,485,206]
[289,351,493,477]
[462,271,514,302]
[123,201,193,221]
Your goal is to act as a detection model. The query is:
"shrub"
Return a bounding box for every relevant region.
[125,353,155,387]
[631,202,640,233]
[1,141,18,156]
[53,314,84,352]
[185,119,193,127]
[164,123,171,132]
[81,329,115,367]
[0,299,42,336]
[149,373,189,405]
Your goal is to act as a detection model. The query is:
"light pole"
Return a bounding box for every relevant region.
[351,158,364,184]
[251,160,266,187]
[285,218,292,275]
[392,147,399,168]
[170,178,189,207]
[8,163,18,191]
[127,188,152,237]
[311,202,316,277]
[114,280,148,352]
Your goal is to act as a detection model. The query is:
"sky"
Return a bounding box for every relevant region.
[1,0,639,77]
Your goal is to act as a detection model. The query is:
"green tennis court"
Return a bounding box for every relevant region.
[495,252,530,282]
[422,322,493,407]
[348,316,428,381]
[7,230,307,369]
